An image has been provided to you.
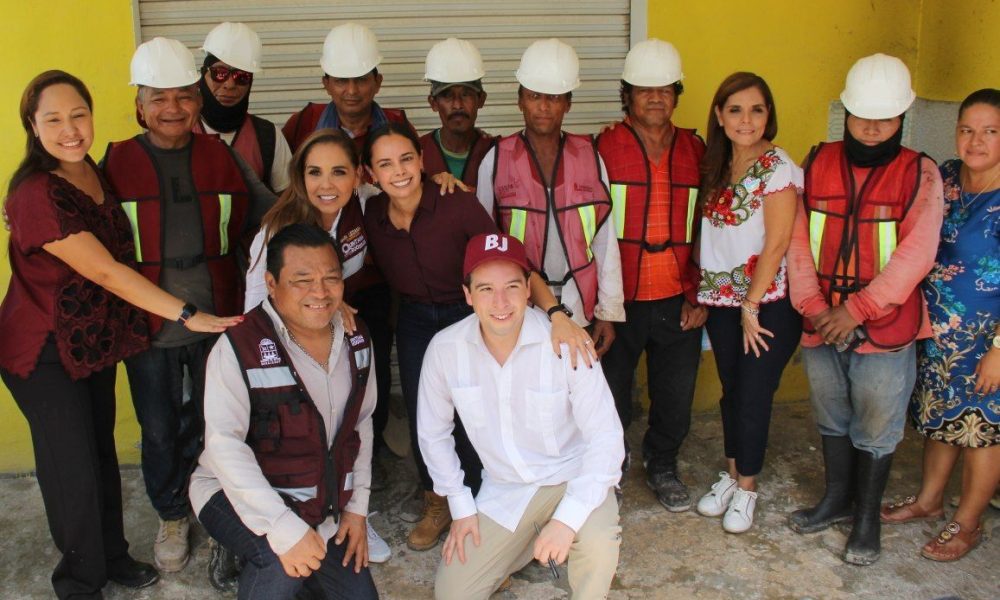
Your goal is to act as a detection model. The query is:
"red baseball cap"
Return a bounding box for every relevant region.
[463,233,531,279]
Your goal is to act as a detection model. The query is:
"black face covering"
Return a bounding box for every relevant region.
[843,111,904,168]
[199,53,251,133]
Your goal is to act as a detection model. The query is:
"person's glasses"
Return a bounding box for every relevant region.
[206,66,253,86]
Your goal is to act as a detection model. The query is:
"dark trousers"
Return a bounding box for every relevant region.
[396,300,482,493]
[601,295,702,473]
[2,342,130,600]
[705,296,801,477]
[353,283,393,447]
[124,335,216,519]
[198,491,378,600]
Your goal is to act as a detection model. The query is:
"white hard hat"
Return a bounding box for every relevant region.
[320,23,382,78]
[840,53,916,119]
[202,22,263,73]
[622,38,683,87]
[425,38,485,83]
[515,39,580,95]
[130,37,200,88]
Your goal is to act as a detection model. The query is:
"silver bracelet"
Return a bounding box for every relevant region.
[741,301,760,316]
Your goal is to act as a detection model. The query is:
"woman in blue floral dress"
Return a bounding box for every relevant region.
[882,88,1000,562]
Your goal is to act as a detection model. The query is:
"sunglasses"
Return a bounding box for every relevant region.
[206,66,253,86]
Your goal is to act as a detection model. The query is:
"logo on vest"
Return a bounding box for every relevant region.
[484,234,508,252]
[259,338,281,366]
[497,182,519,198]
[341,230,367,258]
[573,183,594,193]
[349,334,366,347]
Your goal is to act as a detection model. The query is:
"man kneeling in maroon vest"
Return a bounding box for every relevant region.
[189,223,379,599]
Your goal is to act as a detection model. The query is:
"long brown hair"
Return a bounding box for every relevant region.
[698,72,778,208]
[7,70,93,197]
[252,128,358,269]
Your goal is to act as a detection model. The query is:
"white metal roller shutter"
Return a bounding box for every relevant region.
[133,0,637,135]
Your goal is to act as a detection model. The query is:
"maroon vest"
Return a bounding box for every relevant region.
[194,115,276,190]
[102,134,250,334]
[334,196,382,298]
[281,102,410,154]
[420,129,495,188]
[226,305,372,526]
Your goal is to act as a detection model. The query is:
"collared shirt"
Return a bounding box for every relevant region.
[417,308,624,533]
[363,180,498,304]
[189,300,376,556]
[635,142,685,300]
[477,142,625,326]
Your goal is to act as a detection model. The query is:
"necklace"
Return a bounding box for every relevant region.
[959,165,1000,211]
[287,323,335,370]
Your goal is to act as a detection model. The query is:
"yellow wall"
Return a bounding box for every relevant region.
[0,1,141,472]
[915,0,1000,101]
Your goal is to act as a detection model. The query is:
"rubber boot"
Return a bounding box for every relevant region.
[788,436,856,533]
[407,491,452,551]
[843,450,894,566]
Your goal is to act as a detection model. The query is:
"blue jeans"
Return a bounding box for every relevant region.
[801,343,917,458]
[396,299,482,493]
[198,491,378,600]
[124,336,216,519]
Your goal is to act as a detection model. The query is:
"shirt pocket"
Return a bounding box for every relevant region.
[524,389,564,457]
[451,386,486,430]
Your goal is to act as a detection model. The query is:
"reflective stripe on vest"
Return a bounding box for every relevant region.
[120,201,142,262]
[508,208,528,242]
[609,183,627,239]
[684,188,698,243]
[578,205,597,261]
[219,194,232,255]
[877,221,897,271]
[809,212,826,269]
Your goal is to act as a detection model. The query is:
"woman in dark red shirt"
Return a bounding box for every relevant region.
[0,70,239,600]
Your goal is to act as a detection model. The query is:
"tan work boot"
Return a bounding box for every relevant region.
[407,491,451,551]
[154,517,190,572]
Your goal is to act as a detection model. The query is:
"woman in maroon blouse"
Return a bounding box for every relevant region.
[0,71,239,600]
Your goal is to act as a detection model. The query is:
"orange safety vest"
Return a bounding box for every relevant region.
[103,134,250,334]
[493,133,611,321]
[802,141,926,349]
[597,124,704,301]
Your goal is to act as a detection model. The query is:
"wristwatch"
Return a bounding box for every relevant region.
[177,302,198,325]
[546,303,573,320]
[992,334,1000,350]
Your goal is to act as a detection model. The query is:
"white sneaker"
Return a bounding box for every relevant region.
[697,472,738,517]
[366,514,391,563]
[722,488,758,533]
[154,516,190,572]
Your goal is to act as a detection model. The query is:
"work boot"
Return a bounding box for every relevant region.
[646,469,691,512]
[407,491,451,551]
[154,516,190,572]
[843,450,893,566]
[788,436,856,533]
[207,538,240,593]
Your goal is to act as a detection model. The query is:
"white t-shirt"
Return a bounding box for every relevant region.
[698,146,803,307]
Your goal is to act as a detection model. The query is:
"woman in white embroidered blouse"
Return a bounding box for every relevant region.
[692,72,803,534]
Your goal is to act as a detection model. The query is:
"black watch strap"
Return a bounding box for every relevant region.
[546,303,573,320]
[177,302,198,325]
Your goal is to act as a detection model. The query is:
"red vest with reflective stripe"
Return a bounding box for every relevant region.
[493,133,611,321]
[803,141,925,349]
[102,134,250,334]
[597,124,704,301]
[420,129,495,188]
[226,306,371,527]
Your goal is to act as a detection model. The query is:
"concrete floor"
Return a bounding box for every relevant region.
[0,401,997,599]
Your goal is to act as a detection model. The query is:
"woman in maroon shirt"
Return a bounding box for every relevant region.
[0,70,239,600]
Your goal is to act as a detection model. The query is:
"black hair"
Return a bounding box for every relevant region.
[361,121,422,168]
[516,85,572,103]
[619,80,684,114]
[959,88,1000,117]
[265,223,339,280]
[8,70,93,196]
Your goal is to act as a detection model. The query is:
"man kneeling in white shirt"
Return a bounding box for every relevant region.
[189,223,378,599]
[418,233,624,599]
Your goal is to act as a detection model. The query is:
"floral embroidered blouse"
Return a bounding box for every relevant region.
[698,147,803,307]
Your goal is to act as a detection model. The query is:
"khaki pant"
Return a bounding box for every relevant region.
[435,484,621,600]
